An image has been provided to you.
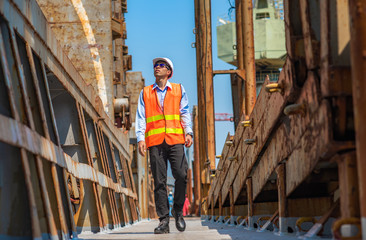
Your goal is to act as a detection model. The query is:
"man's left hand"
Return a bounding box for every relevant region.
[185,134,193,148]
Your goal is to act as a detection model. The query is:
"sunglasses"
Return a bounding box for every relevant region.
[154,63,170,70]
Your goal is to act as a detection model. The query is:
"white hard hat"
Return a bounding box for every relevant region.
[153,57,174,79]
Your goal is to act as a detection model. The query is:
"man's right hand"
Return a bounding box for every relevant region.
[138,141,146,157]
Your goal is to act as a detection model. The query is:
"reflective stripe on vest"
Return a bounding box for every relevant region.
[146,114,180,124]
[145,127,184,138]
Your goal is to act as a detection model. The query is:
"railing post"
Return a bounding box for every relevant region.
[246,178,254,229]
[276,163,288,235]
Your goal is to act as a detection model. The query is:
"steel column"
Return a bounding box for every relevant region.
[242,0,256,116]
[192,106,201,216]
[229,185,235,225]
[219,189,223,218]
[349,1,366,238]
[337,152,360,218]
[246,178,253,229]
[235,0,245,118]
[187,168,193,212]
[195,0,215,211]
[276,163,287,235]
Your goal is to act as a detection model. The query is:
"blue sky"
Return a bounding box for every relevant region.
[126,0,236,164]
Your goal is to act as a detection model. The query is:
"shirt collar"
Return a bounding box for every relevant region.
[153,81,172,91]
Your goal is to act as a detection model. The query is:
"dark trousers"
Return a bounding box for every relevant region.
[149,141,188,220]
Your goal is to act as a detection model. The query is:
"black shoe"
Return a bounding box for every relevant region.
[154,218,170,234]
[171,209,186,232]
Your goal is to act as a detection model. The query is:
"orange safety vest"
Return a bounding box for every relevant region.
[143,83,185,148]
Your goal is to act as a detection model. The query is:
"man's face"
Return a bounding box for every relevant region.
[154,61,171,79]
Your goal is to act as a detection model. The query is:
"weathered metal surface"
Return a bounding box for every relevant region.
[0,22,43,239]
[285,100,352,196]
[219,60,294,205]
[276,164,286,234]
[349,1,366,238]
[0,113,136,197]
[251,71,321,200]
[26,42,60,239]
[0,0,139,237]
[242,0,256,116]
[299,0,317,70]
[192,106,201,216]
[336,152,360,218]
[195,0,216,182]
[234,0,245,119]
[1,0,130,159]
[207,133,230,204]
[37,0,114,118]
[208,0,361,238]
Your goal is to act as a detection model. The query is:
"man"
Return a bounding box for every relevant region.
[136,57,193,234]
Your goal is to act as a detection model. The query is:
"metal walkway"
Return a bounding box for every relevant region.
[78,217,326,240]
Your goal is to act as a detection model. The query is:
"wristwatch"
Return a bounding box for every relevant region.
[186,132,193,138]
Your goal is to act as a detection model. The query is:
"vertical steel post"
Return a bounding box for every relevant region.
[242,0,256,116]
[337,152,360,218]
[192,106,201,216]
[246,178,254,229]
[230,185,235,225]
[219,189,223,219]
[211,197,214,220]
[276,163,287,235]
[187,168,193,211]
[194,0,205,215]
[195,0,215,212]
[349,1,366,238]
[235,0,245,118]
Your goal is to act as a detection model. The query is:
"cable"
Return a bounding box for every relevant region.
[228,0,235,19]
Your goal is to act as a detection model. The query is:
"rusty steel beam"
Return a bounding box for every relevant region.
[1,0,131,160]
[207,133,231,206]
[349,1,366,237]
[250,72,321,200]
[192,106,201,216]
[235,0,245,119]
[0,0,139,237]
[276,163,287,235]
[0,113,136,197]
[26,43,59,239]
[126,157,139,221]
[77,103,105,229]
[216,0,309,206]
[213,69,245,77]
[320,0,330,96]
[299,0,316,70]
[96,125,119,227]
[229,186,235,218]
[230,74,241,129]
[108,140,123,226]
[217,65,293,206]
[218,190,223,218]
[0,29,43,240]
[187,168,193,210]
[40,58,78,236]
[336,152,360,218]
[196,0,215,174]
[242,0,256,117]
[246,178,254,229]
